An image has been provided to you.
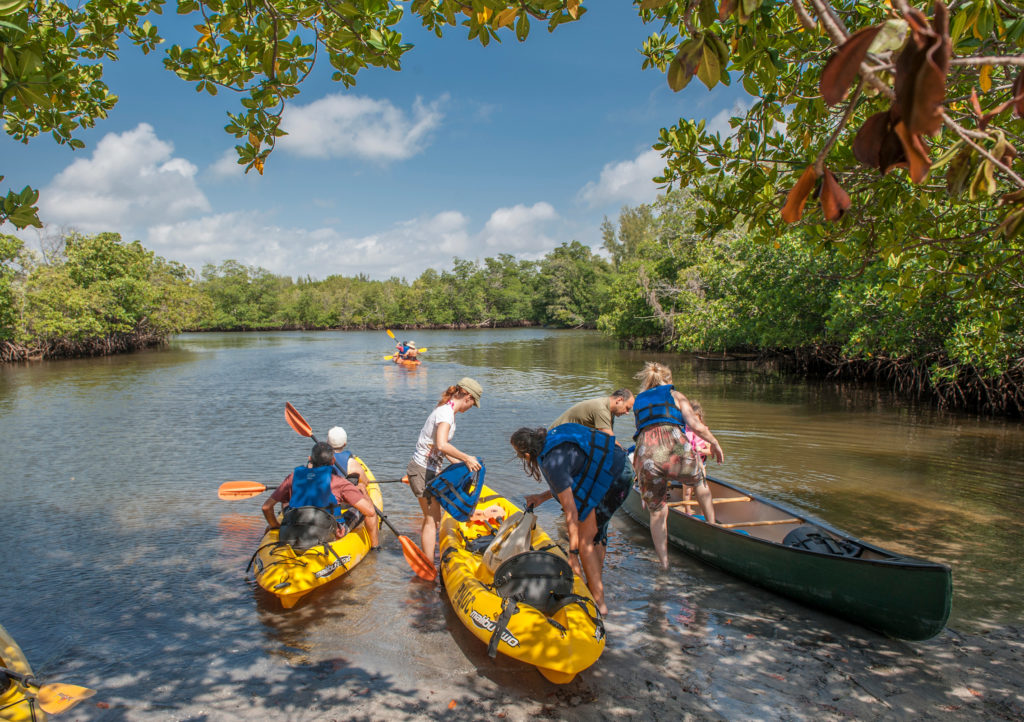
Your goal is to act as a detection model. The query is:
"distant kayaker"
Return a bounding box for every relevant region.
[395,340,418,361]
[510,423,635,615]
[406,377,483,565]
[550,389,634,437]
[632,361,724,570]
[262,441,380,548]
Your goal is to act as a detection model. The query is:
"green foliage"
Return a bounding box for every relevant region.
[536,241,612,327]
[8,232,207,351]
[0,234,26,340]
[639,0,1024,375]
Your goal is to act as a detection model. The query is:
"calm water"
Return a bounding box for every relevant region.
[1,329,1022,718]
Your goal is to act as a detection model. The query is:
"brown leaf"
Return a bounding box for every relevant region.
[781,165,819,224]
[946,147,974,196]
[1014,70,1024,118]
[820,25,883,105]
[718,0,736,21]
[893,1,950,137]
[893,120,931,183]
[820,169,851,221]
[854,109,909,175]
[970,88,983,120]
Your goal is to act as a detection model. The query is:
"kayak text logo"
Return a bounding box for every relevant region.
[314,556,351,578]
[469,610,520,648]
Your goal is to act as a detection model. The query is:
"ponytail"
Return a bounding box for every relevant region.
[634,361,672,392]
[437,385,470,407]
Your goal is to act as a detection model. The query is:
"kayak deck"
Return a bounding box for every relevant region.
[439,486,606,683]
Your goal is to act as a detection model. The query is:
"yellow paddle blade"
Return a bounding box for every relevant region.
[284,402,312,438]
[386,329,395,339]
[36,682,96,715]
[383,355,395,360]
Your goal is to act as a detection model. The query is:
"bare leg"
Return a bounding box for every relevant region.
[695,482,716,525]
[353,498,380,547]
[578,515,606,614]
[418,497,441,560]
[649,505,670,570]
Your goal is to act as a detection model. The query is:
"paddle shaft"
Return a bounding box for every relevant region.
[311,432,404,539]
[667,495,751,508]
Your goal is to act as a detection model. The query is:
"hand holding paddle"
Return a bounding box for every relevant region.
[284,402,437,581]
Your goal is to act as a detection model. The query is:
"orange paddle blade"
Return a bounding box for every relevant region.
[284,402,312,438]
[36,682,96,715]
[400,536,436,581]
[218,481,270,500]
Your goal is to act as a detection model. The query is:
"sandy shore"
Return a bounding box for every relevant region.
[75,566,1023,722]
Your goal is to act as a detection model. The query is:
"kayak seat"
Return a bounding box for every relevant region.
[491,550,575,616]
[337,507,365,537]
[279,506,338,554]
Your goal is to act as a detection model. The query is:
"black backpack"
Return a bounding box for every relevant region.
[782,525,861,557]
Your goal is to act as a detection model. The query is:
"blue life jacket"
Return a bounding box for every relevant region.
[539,423,619,521]
[289,465,336,509]
[633,384,687,439]
[428,462,484,522]
[333,450,354,475]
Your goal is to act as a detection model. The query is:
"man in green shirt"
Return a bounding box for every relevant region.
[550,389,634,435]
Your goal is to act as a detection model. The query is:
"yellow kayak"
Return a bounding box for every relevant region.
[439,486,606,684]
[250,457,383,609]
[0,623,44,722]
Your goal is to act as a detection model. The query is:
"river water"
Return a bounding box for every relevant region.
[1,329,1022,719]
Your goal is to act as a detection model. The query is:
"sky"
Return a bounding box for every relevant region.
[2,4,747,281]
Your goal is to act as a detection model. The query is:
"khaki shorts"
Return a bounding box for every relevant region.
[406,459,439,499]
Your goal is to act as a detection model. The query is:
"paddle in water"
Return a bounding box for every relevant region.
[283,402,437,581]
[0,666,96,715]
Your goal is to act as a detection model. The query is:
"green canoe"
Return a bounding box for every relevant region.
[621,476,952,641]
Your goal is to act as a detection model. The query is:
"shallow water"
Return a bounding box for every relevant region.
[1,329,1021,718]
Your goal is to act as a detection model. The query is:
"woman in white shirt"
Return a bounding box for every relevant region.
[406,377,483,564]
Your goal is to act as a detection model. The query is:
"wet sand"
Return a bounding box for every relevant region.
[76,536,1024,722]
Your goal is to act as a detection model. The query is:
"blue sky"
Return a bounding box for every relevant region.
[3,4,747,280]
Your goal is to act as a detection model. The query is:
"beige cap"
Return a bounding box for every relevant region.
[456,377,482,407]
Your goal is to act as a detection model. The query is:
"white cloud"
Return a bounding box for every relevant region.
[145,209,476,280]
[577,149,665,208]
[141,199,571,280]
[279,94,447,161]
[481,202,558,251]
[705,98,753,138]
[208,149,244,178]
[40,123,210,231]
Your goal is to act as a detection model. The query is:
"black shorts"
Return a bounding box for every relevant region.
[593,462,635,546]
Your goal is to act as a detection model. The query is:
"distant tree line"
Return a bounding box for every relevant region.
[4,187,1022,416]
[0,232,209,362]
